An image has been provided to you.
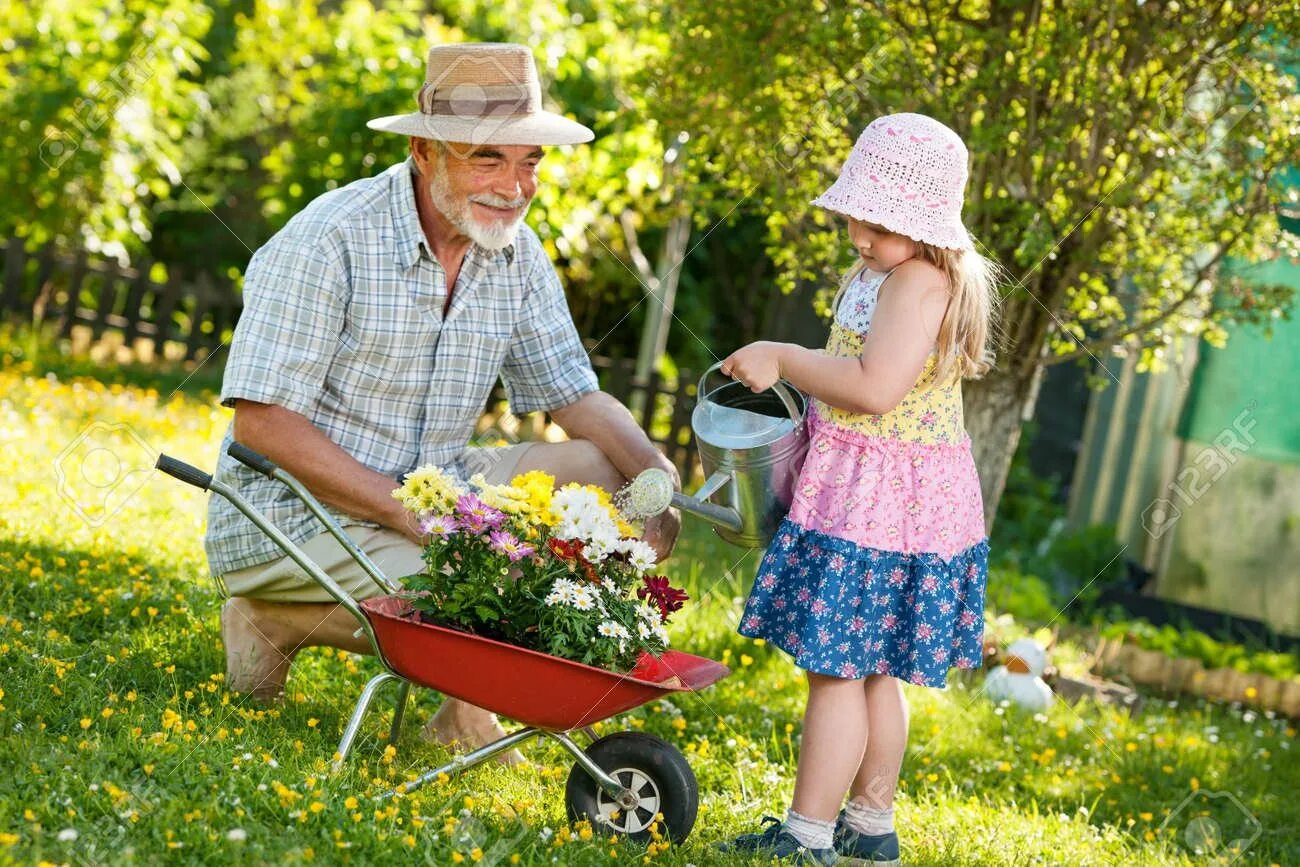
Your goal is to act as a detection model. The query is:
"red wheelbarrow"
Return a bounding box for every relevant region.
[156,442,730,843]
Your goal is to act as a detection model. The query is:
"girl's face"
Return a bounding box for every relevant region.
[847,217,917,271]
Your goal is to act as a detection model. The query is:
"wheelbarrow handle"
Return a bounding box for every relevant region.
[155,451,390,665]
[155,454,213,491]
[223,441,401,597]
[227,441,278,478]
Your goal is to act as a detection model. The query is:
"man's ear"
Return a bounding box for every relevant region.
[409,137,429,176]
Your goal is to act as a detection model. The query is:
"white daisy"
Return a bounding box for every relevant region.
[544,578,578,607]
[571,587,596,611]
[597,621,630,640]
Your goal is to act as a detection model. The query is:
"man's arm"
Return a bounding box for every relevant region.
[549,391,680,488]
[232,401,418,542]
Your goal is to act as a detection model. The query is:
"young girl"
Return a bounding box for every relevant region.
[718,113,999,864]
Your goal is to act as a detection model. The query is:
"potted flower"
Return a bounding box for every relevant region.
[390,467,688,673]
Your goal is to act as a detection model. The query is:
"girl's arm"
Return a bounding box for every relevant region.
[722,260,950,416]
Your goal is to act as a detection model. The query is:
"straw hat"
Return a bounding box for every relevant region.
[812,113,973,251]
[367,43,594,151]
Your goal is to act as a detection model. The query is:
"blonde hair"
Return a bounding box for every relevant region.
[832,243,1002,384]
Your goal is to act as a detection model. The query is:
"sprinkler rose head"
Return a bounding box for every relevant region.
[614,468,676,521]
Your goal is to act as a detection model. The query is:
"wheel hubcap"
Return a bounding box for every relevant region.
[595,768,661,834]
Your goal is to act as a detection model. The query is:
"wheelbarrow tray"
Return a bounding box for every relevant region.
[362,596,730,731]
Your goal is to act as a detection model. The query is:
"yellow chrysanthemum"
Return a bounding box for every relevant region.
[392,465,462,514]
[510,471,558,526]
[467,474,531,515]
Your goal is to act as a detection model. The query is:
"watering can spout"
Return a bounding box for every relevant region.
[670,472,743,533]
[616,361,809,548]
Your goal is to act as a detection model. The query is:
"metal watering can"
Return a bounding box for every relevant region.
[621,362,810,548]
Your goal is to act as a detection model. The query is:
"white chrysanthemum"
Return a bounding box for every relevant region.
[551,486,622,541]
[551,486,604,520]
[584,535,615,564]
[617,538,658,573]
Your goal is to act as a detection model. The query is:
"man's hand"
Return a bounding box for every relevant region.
[642,506,681,564]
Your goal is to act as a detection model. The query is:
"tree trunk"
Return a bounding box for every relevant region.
[963,363,1044,531]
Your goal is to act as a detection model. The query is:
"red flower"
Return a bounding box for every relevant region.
[547,537,586,560]
[637,575,689,621]
[547,537,599,581]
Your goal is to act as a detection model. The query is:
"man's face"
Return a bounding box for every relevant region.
[418,139,544,250]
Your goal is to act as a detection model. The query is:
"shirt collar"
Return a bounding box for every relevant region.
[391,156,515,271]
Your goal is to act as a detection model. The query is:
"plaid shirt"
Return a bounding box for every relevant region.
[204,157,598,577]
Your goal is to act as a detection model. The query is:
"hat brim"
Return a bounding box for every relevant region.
[366,110,594,146]
[811,187,974,252]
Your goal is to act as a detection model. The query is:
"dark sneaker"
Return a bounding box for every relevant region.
[834,812,900,865]
[718,815,840,864]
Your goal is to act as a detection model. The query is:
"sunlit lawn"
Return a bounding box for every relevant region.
[0,351,1295,865]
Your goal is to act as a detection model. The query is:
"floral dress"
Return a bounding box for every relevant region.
[739,267,988,687]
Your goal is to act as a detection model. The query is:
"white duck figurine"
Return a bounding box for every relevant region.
[984,637,1054,710]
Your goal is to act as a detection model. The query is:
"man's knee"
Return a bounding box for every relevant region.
[517,438,624,490]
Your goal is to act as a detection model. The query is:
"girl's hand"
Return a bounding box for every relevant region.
[721,342,787,393]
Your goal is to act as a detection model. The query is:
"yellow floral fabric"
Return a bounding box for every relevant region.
[815,321,966,445]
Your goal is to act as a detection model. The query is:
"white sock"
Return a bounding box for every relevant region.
[844,799,895,836]
[784,809,835,850]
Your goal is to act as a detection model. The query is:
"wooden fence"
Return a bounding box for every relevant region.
[3,236,703,476]
[2,237,236,360]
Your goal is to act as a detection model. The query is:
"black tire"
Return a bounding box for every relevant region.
[564,731,699,845]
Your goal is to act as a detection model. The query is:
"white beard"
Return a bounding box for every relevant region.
[427,160,531,251]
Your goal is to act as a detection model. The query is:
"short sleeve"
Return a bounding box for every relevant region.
[221,232,347,416]
[498,255,599,414]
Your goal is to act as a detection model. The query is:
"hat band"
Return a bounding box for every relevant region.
[418,81,538,118]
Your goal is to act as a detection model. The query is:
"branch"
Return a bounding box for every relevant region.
[1042,196,1263,367]
[618,210,657,286]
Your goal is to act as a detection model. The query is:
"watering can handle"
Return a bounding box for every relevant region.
[699,360,803,425]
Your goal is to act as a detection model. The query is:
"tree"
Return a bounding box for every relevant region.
[648,0,1299,522]
[2,0,211,258]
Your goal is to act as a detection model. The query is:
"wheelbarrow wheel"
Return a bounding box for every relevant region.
[564,732,697,844]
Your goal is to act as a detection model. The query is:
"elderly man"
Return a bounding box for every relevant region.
[204,43,680,749]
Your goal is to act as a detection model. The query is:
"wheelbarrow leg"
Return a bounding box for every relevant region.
[545,731,637,807]
[388,680,412,746]
[378,727,542,800]
[334,671,399,771]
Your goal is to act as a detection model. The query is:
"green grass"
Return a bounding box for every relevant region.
[0,356,1296,866]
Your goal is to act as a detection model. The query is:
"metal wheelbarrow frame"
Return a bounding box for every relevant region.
[155,442,729,843]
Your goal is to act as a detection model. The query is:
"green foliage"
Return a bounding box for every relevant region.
[2,0,212,255]
[985,565,1060,625]
[650,1,1300,377]
[1101,618,1300,682]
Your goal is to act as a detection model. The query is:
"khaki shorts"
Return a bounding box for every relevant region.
[221,443,535,602]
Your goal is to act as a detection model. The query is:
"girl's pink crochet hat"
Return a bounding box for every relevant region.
[812,112,974,251]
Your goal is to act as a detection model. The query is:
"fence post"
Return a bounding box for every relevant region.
[2,238,25,315]
[91,265,124,341]
[57,250,88,338]
[185,273,213,359]
[121,267,151,346]
[152,267,184,351]
[669,368,696,478]
[31,245,57,322]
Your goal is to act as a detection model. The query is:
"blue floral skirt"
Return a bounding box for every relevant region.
[739,518,988,687]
